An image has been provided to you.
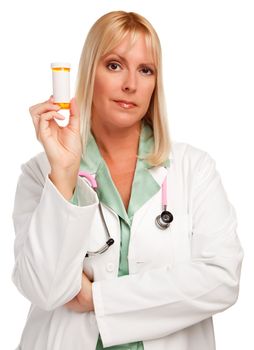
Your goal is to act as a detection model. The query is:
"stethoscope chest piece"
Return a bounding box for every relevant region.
[155,210,174,230]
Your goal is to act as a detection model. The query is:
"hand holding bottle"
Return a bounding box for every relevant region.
[29,96,82,199]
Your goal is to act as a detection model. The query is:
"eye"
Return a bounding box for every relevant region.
[140,67,154,76]
[106,62,121,71]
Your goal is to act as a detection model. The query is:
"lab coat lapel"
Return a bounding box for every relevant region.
[148,164,168,186]
[126,160,165,220]
[130,165,168,236]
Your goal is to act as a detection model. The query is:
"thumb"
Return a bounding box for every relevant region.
[69,97,80,130]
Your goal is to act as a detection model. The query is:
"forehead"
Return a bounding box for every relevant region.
[103,32,155,64]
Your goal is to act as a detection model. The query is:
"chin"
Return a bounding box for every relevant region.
[107,116,142,129]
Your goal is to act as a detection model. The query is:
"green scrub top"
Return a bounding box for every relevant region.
[70,119,170,349]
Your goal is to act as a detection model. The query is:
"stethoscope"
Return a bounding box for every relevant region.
[78,171,173,257]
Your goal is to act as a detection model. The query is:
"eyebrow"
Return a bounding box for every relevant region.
[103,53,156,68]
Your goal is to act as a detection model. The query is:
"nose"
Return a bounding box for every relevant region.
[121,70,137,93]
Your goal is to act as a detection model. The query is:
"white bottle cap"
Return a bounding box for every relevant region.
[51,62,71,69]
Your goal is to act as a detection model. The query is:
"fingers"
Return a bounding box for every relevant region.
[29,96,61,137]
[38,111,65,139]
[64,297,85,313]
[30,102,60,116]
[29,96,80,140]
[29,95,57,115]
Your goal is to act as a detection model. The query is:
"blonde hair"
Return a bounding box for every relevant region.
[75,10,171,167]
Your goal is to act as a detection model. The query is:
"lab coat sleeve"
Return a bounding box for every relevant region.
[92,151,244,348]
[11,157,99,311]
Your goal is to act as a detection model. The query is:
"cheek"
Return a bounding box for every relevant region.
[141,83,155,107]
[93,76,105,97]
[93,73,118,103]
[94,66,112,96]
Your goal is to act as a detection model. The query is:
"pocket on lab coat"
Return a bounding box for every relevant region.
[134,213,192,270]
[170,213,192,265]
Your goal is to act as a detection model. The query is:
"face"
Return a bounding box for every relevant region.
[91,31,156,130]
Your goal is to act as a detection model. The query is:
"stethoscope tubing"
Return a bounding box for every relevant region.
[77,170,173,257]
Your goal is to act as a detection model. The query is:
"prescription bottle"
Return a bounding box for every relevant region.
[51,62,71,109]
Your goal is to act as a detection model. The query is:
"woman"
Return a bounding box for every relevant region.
[12,10,243,350]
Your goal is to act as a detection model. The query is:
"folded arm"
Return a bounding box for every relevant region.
[92,152,244,348]
[11,157,98,311]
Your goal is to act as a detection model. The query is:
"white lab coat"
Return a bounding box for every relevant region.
[11,141,244,350]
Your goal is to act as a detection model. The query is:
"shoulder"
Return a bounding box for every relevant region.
[169,140,217,176]
[170,140,213,160]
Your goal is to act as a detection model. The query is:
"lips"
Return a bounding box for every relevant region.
[113,100,137,109]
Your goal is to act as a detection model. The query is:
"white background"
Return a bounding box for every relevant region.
[0,0,253,348]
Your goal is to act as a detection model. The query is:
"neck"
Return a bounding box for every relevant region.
[91,120,142,164]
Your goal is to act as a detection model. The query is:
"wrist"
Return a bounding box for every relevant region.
[48,171,78,200]
[50,163,80,176]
